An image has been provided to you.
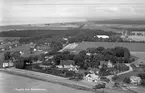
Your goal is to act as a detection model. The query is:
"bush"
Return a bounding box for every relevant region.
[69,73,84,81]
[112,75,119,81]
[32,63,42,69]
[65,71,75,77]
[52,69,63,76]
[93,83,106,89]
[15,59,25,69]
[100,77,110,83]
[115,64,129,72]
[123,77,131,84]
[140,79,145,86]
[138,73,145,79]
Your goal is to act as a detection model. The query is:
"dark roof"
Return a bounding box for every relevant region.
[100,61,107,66]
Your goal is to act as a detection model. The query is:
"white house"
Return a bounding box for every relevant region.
[63,38,68,41]
[19,51,24,56]
[107,60,113,68]
[130,76,141,85]
[68,65,79,73]
[86,74,100,82]
[86,53,91,56]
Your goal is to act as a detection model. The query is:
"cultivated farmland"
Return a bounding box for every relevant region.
[63,42,145,53]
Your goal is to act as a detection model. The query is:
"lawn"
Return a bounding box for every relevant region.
[10,44,45,57]
[131,52,145,59]
[117,71,144,82]
[117,64,145,82]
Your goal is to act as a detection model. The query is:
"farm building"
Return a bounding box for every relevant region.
[94,35,109,39]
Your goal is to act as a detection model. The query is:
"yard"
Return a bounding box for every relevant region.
[131,52,145,59]
[116,63,145,82]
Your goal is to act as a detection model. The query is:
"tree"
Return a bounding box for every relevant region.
[30,47,33,54]
[86,48,97,53]
[4,51,11,60]
[114,47,125,57]
[123,77,131,84]
[67,54,75,60]
[124,48,130,63]
[138,73,145,79]
[15,58,25,69]
[53,54,63,65]
[73,55,84,68]
[89,55,100,68]
[102,48,114,56]
[50,41,63,51]
[96,46,105,53]
[140,79,145,86]
[99,64,108,76]
[10,51,21,60]
[79,50,87,56]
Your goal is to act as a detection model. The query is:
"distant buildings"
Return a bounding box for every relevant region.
[121,31,145,41]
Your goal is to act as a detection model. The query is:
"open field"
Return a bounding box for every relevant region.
[1,20,145,32]
[0,37,20,41]
[0,24,70,32]
[117,71,145,82]
[10,44,46,58]
[63,42,145,53]
[131,52,145,59]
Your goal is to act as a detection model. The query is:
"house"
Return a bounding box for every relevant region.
[3,62,9,68]
[130,76,141,85]
[3,61,14,68]
[107,60,113,68]
[63,38,68,41]
[68,65,79,72]
[88,68,100,74]
[99,60,113,68]
[86,53,91,56]
[99,61,106,68]
[86,73,100,82]
[19,51,24,56]
[57,60,75,69]
[60,60,75,66]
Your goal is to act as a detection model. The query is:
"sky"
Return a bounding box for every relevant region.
[0,0,145,25]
